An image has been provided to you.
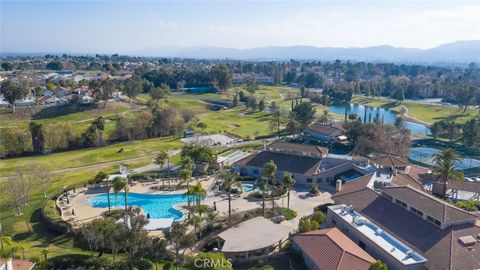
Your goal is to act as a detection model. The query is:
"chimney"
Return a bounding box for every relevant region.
[336,179,342,192]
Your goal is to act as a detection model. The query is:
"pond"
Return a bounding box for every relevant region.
[329,103,431,135]
[409,147,480,170]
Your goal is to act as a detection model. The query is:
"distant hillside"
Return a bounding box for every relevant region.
[132,40,480,63]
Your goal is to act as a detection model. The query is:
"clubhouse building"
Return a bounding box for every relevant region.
[233,142,371,187]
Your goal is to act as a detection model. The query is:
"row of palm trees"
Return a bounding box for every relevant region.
[219,160,296,224]
[100,173,129,214]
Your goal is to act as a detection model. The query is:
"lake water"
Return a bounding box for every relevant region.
[329,103,431,135]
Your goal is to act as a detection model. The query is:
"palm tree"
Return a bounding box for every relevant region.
[112,177,129,212]
[206,211,218,230]
[191,182,206,206]
[180,156,195,188]
[257,178,268,217]
[155,150,169,181]
[282,172,295,210]
[179,169,193,189]
[189,215,203,238]
[432,148,464,183]
[183,186,194,209]
[220,171,242,224]
[263,160,277,213]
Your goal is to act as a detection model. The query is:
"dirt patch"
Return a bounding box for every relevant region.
[228,124,240,128]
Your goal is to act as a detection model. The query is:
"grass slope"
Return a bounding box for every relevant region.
[351,96,479,124]
[0,136,182,176]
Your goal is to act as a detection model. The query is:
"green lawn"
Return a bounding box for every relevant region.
[351,96,479,124]
[0,165,124,258]
[0,136,183,176]
[197,107,274,139]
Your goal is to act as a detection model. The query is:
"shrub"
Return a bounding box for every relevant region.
[84,257,112,269]
[314,203,334,213]
[309,182,320,195]
[456,200,479,211]
[163,261,173,270]
[298,216,320,233]
[311,211,325,224]
[132,258,153,270]
[103,209,126,220]
[277,208,297,220]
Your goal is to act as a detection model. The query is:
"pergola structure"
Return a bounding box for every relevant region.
[446,181,480,201]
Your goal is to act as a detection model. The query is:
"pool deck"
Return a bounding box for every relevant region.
[66,175,334,233]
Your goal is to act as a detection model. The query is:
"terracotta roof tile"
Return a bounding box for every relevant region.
[332,188,480,270]
[380,186,476,223]
[293,228,375,270]
[371,155,409,168]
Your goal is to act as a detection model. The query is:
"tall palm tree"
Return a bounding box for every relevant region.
[257,178,268,217]
[263,160,277,212]
[188,215,203,238]
[155,150,169,180]
[220,171,242,224]
[180,157,195,188]
[179,169,193,189]
[191,182,206,206]
[112,177,129,212]
[432,148,464,198]
[282,172,295,210]
[183,186,194,209]
[432,148,464,183]
[206,211,218,230]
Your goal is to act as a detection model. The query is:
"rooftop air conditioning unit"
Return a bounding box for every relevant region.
[406,250,413,258]
[353,216,366,225]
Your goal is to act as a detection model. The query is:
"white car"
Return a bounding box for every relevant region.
[465,177,474,182]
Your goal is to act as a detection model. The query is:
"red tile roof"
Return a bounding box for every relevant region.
[332,174,373,197]
[332,187,480,270]
[292,228,375,270]
[371,155,409,168]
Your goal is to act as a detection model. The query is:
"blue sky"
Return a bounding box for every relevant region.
[1,0,479,53]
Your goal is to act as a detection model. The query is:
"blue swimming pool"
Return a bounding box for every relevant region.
[89,193,192,220]
[242,183,255,192]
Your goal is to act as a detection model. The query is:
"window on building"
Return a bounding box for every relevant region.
[382,193,393,201]
[307,178,313,183]
[253,169,259,174]
[434,220,441,226]
[359,240,366,250]
[317,178,322,183]
[410,207,423,217]
[395,199,407,208]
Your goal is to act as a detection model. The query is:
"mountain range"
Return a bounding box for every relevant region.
[131,40,480,64]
